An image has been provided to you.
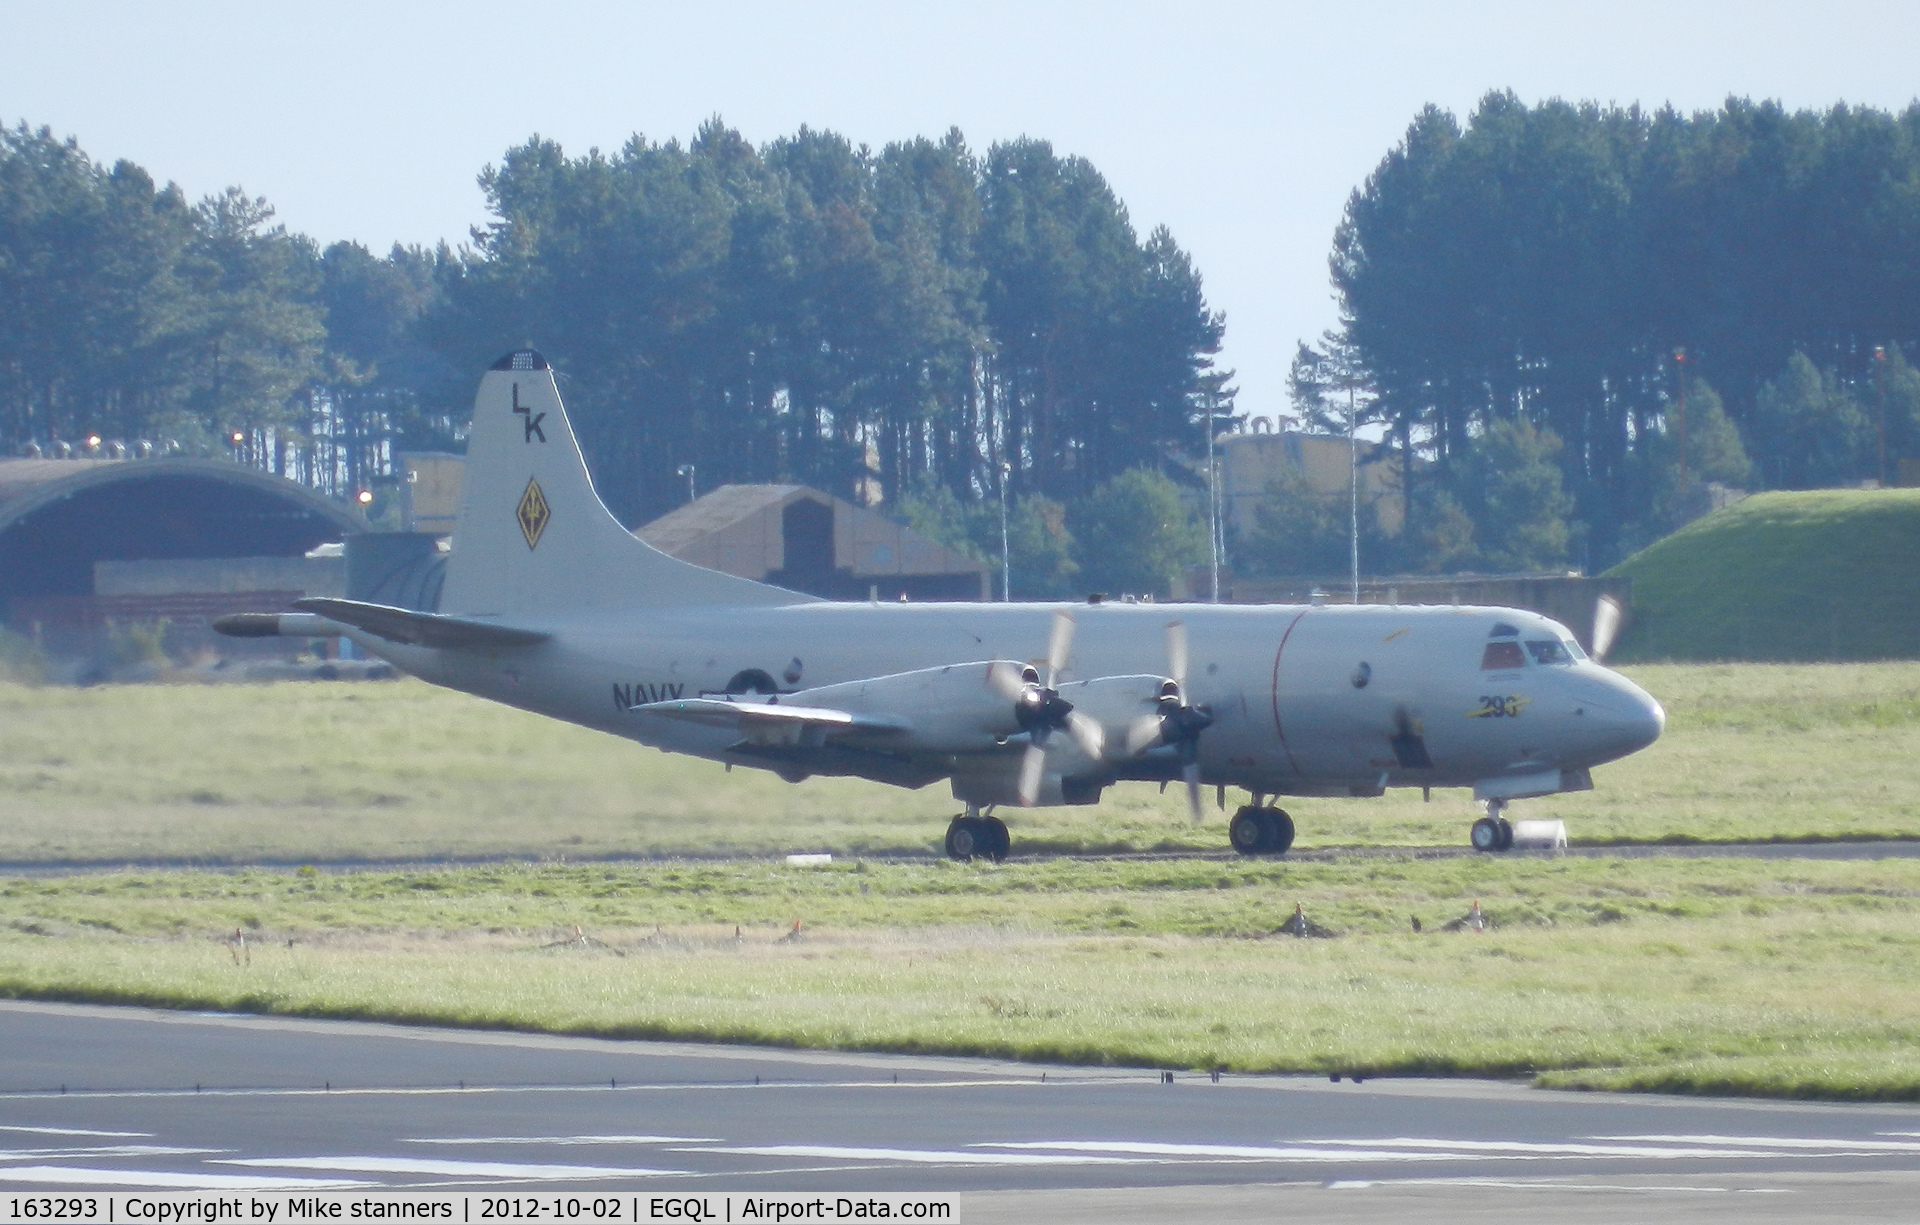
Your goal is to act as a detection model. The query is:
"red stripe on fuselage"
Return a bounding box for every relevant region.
[1269,609,1310,778]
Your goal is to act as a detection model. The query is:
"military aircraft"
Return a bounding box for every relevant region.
[218,351,1664,861]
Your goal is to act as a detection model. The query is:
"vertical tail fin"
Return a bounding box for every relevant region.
[438,351,807,617]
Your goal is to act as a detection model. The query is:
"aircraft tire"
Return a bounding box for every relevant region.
[1264,808,1296,854]
[945,818,982,861]
[982,816,1011,862]
[1470,816,1503,852]
[1229,807,1267,856]
[1494,816,1514,851]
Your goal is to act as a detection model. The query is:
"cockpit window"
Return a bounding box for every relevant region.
[1526,639,1573,665]
[1489,622,1520,638]
[1481,641,1527,670]
[1564,638,1588,661]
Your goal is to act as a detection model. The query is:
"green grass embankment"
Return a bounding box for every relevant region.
[1608,488,1920,662]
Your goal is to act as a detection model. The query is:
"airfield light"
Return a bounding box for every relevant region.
[86,434,101,449]
[232,431,245,444]
[356,489,374,505]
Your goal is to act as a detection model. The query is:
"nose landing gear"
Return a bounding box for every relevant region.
[945,805,1010,862]
[1471,799,1514,852]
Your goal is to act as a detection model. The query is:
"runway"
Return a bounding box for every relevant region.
[6,837,1920,878]
[3,1001,1920,1221]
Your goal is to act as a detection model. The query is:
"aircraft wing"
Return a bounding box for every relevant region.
[633,696,911,735]
[289,597,551,651]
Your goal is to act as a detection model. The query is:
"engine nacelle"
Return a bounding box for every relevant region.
[780,661,1021,753]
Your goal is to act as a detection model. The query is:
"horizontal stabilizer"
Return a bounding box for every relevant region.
[291,597,549,651]
[634,696,909,735]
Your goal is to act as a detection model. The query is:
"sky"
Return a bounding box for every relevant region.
[5,1,1919,424]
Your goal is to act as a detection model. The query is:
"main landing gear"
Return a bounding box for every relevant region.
[945,806,1010,862]
[1471,798,1514,852]
[1229,804,1295,856]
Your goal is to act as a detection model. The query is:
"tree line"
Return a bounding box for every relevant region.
[1270,92,1920,578]
[0,120,1230,547]
[0,122,451,496]
[16,98,1920,591]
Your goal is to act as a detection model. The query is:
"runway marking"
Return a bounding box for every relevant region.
[1592,1133,1920,1153]
[1300,1137,1786,1159]
[672,1145,1143,1166]
[0,1146,224,1160]
[979,1139,1783,1161]
[405,1144,721,1152]
[1330,1178,1790,1194]
[0,1125,151,1138]
[0,1078,1076,1101]
[217,1157,695,1180]
[976,1142,1461,1162]
[0,1167,366,1189]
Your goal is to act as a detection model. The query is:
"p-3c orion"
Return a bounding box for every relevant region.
[217,351,1665,862]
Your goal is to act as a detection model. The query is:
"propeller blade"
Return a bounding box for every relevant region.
[1125,713,1163,756]
[1066,710,1105,759]
[1183,761,1203,824]
[1166,620,1188,692]
[1591,594,1624,662]
[986,660,1027,701]
[1018,742,1047,806]
[1046,610,1075,686]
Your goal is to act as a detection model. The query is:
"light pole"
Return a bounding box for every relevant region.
[998,461,1012,602]
[1673,348,1688,485]
[1348,387,1360,604]
[676,463,696,505]
[1206,397,1221,603]
[1876,345,1889,487]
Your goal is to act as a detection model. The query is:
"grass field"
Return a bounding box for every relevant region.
[1608,487,1920,662]
[6,854,1920,1098]
[5,662,1920,1101]
[3,661,1919,863]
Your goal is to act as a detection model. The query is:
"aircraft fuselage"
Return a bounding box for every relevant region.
[366,597,1663,805]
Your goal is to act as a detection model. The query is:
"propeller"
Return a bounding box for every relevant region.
[1124,620,1214,822]
[987,611,1105,805]
[1591,594,1624,662]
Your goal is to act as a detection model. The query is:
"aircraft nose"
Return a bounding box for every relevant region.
[1622,690,1665,752]
[1574,674,1664,762]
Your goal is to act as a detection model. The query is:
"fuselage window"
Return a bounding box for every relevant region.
[1526,639,1573,665]
[1481,641,1527,670]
